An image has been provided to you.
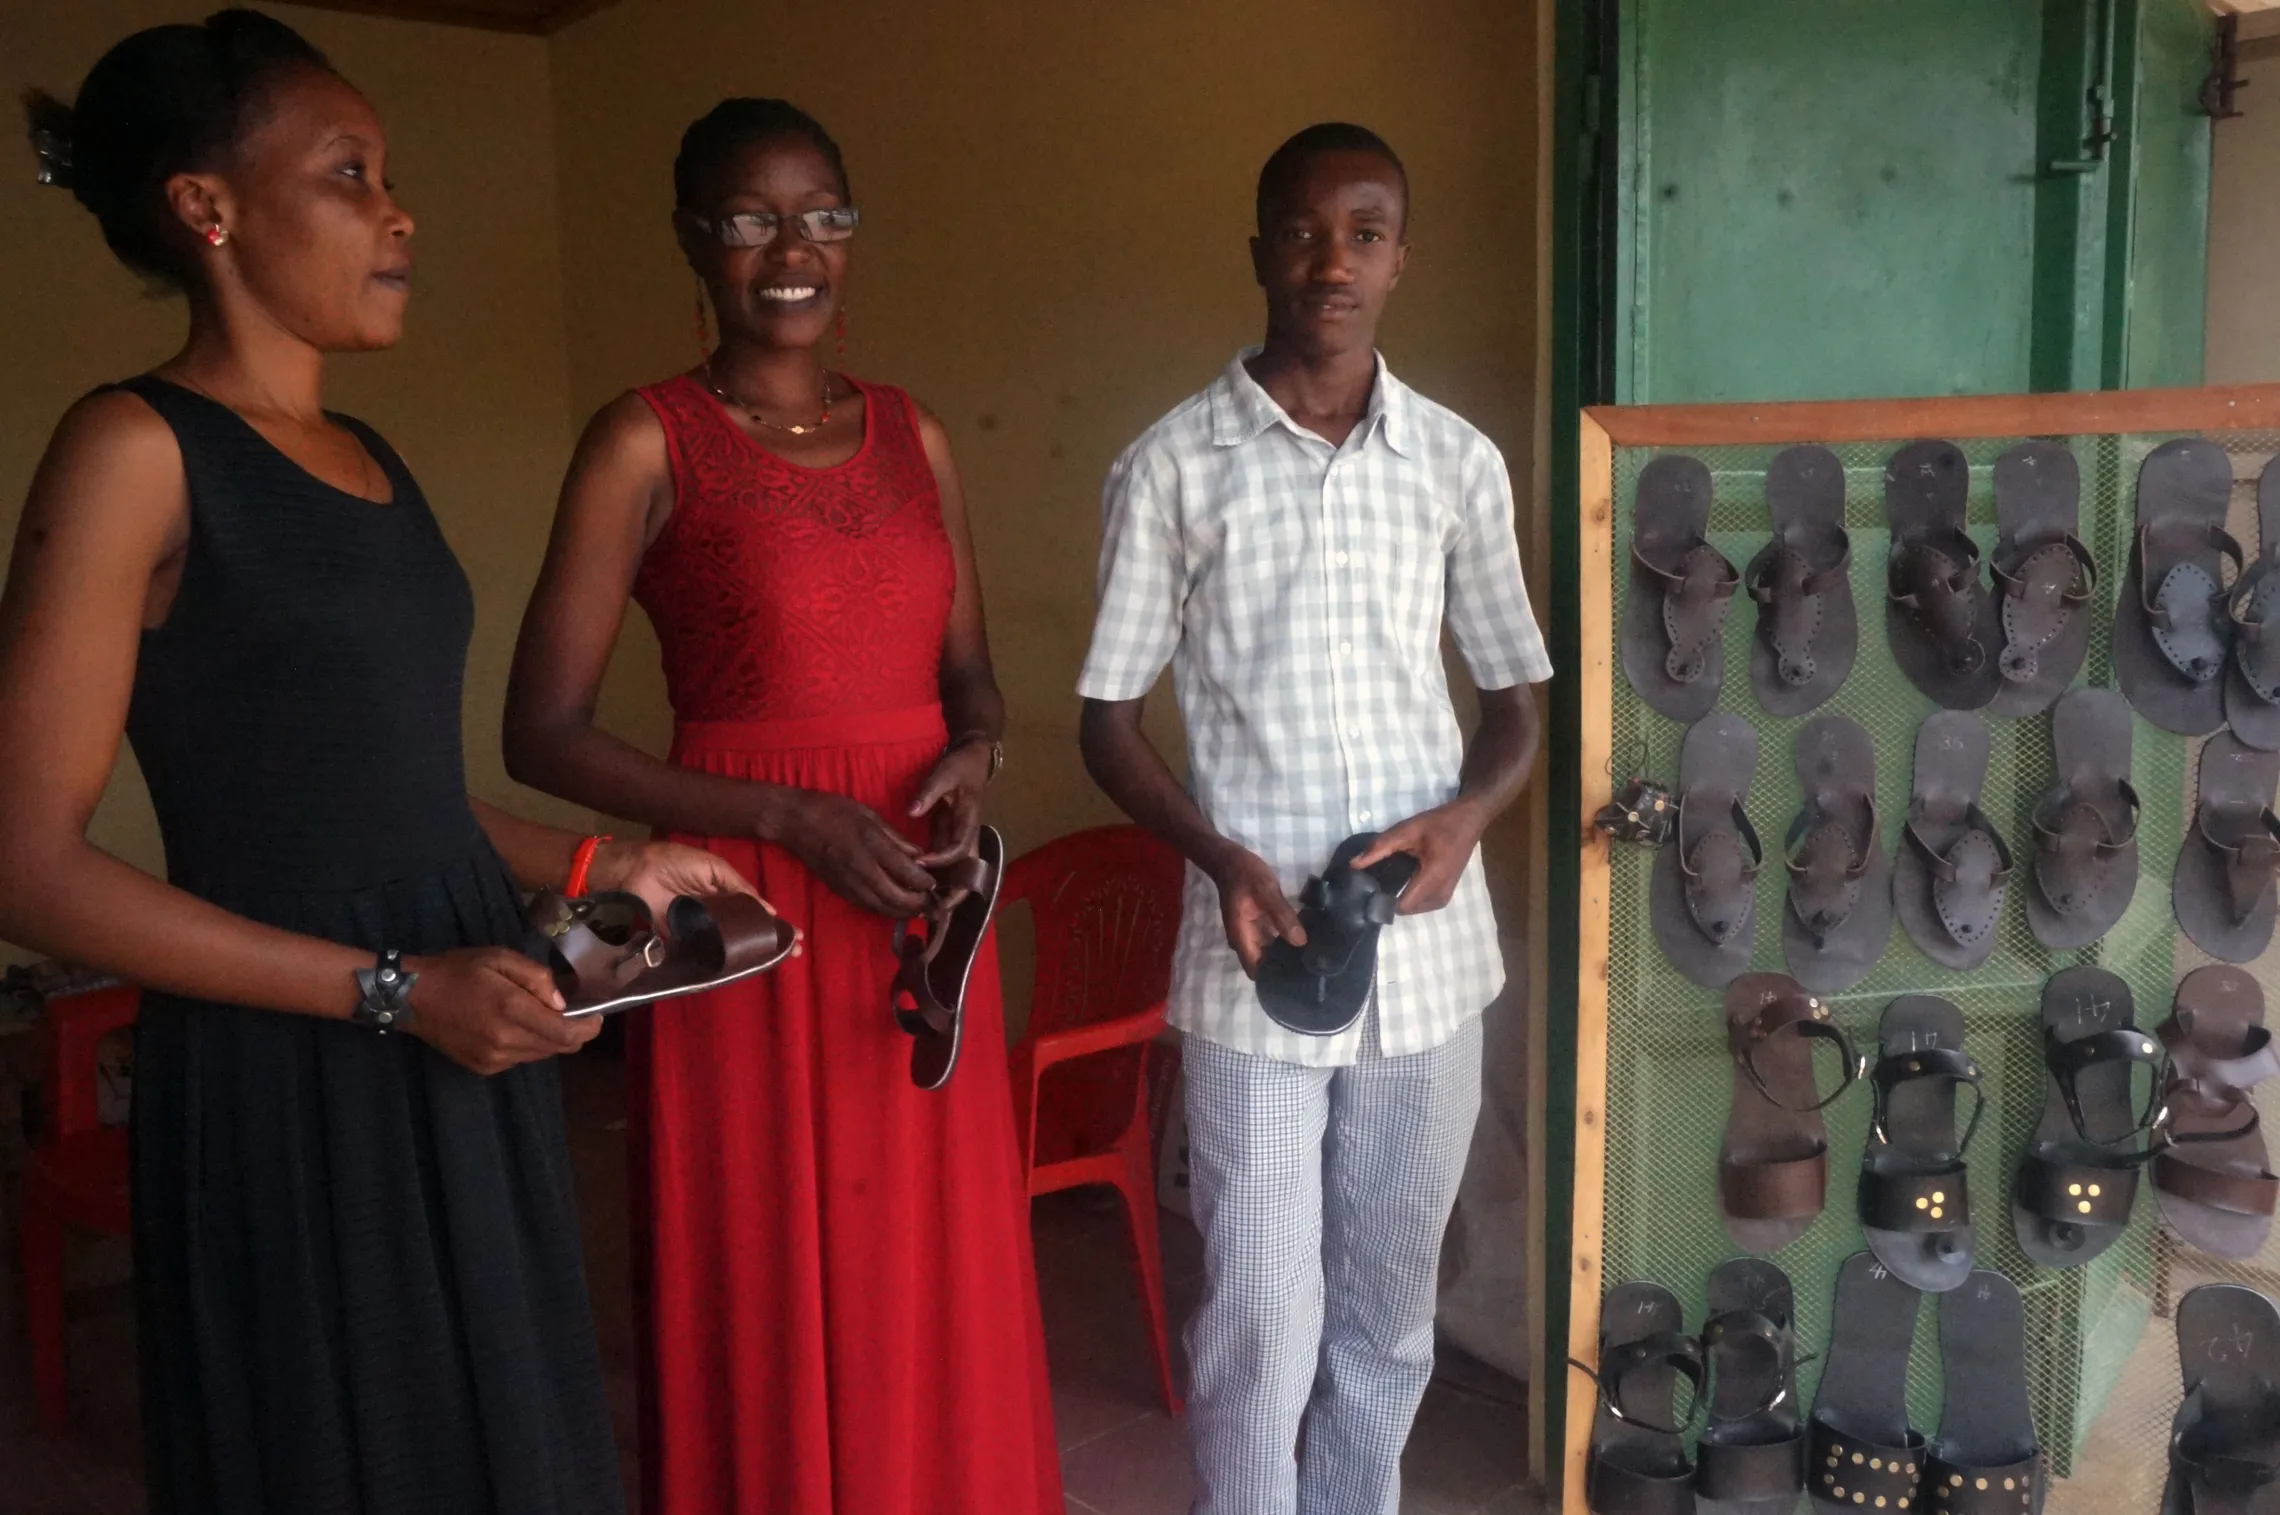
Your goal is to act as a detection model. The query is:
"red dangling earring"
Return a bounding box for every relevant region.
[693,277,712,360]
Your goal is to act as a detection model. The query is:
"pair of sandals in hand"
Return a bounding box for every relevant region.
[1714,976,1987,1293]
[2118,446,2280,743]
[529,826,1006,1092]
[1581,1258,2042,1515]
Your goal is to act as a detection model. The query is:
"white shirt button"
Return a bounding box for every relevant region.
[1358,809,1373,823]
[1335,551,1350,566]
[1339,640,1353,656]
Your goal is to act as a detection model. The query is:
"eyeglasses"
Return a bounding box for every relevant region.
[684,206,861,249]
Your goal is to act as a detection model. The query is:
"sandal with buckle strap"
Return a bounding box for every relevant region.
[2154,967,2280,1259]
[2117,438,2243,736]
[2226,460,2280,751]
[1859,996,1984,1294]
[891,824,1004,1090]
[1989,442,2097,717]
[1885,440,2000,712]
[1719,972,1864,1254]
[1924,1272,2043,1515]
[1748,445,1856,717]
[1809,1251,1927,1515]
[1783,717,1891,994]
[1579,1281,1707,1515]
[2164,1285,2280,1515]
[1626,453,1739,721]
[2175,734,2280,964]
[1698,1259,1808,1515]
[1893,713,2009,971]
[2026,687,2141,951]
[1652,714,1764,989]
[2013,968,2167,1269]
[529,888,795,1019]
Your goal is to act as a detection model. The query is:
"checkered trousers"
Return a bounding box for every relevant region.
[1180,1014,1486,1515]
[1076,348,1552,1066]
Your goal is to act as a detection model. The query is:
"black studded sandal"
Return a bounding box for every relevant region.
[2012,967,2166,1269]
[1859,996,1985,1294]
[1923,1272,2043,1515]
[1809,1251,1926,1515]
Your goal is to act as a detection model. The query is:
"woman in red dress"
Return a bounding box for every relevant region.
[503,99,1059,1515]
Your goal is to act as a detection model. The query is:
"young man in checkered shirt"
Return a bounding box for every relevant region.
[1077,123,1553,1515]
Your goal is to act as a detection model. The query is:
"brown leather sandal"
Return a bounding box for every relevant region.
[1747,445,1855,717]
[1625,454,1739,722]
[892,824,1005,1091]
[1885,440,1999,712]
[2116,438,2242,737]
[1989,441,2096,717]
[2153,966,2280,1259]
[1718,973,1863,1255]
[2227,459,2280,751]
[2026,687,2140,952]
[530,888,795,1018]
[2174,734,2280,964]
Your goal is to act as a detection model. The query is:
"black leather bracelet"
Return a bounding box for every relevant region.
[351,949,418,1035]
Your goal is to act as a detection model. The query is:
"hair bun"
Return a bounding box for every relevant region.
[23,90,75,189]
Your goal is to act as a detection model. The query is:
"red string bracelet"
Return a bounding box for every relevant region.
[566,834,610,898]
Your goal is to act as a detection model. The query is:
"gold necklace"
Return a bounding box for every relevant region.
[703,361,836,436]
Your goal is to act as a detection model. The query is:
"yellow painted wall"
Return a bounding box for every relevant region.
[545,0,1547,890]
[2206,24,2280,385]
[0,0,585,957]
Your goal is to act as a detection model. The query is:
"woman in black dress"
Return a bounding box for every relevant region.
[3,13,753,1511]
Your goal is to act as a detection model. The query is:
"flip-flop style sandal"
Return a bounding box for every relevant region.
[1626,454,1739,722]
[1748,445,1856,717]
[1652,715,1764,988]
[1256,831,1419,1036]
[1988,442,2096,717]
[2227,461,2280,751]
[1581,1281,1706,1515]
[1719,973,1864,1254]
[2164,1284,2280,1515]
[2175,734,2280,963]
[1886,440,2000,712]
[529,888,795,1019]
[1927,1272,2043,1515]
[891,824,1005,1090]
[1809,1251,1926,1515]
[1860,996,1984,1293]
[2013,968,2166,1269]
[2117,438,2242,736]
[1784,717,1892,994]
[2154,967,2280,1259]
[1698,1259,1807,1515]
[1893,713,2010,971]
[2026,687,2141,951]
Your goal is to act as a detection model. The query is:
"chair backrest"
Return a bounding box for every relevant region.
[1002,824,1185,1047]
[36,983,139,1144]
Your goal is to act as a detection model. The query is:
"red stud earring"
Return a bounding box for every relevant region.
[205,224,228,247]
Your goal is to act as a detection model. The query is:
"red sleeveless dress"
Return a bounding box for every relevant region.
[626,373,1061,1515]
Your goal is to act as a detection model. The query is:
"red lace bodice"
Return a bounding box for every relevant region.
[633,374,955,723]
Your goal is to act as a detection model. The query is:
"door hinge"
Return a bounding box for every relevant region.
[2048,84,2116,174]
[2202,14,2250,121]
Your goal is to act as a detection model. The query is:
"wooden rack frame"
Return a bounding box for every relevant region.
[1558,382,2280,1515]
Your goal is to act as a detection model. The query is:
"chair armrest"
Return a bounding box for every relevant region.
[39,983,139,1141]
[1029,1004,1169,1075]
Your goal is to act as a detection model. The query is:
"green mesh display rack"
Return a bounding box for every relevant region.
[1564,387,2280,1515]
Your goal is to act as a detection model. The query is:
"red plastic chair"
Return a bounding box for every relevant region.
[19,981,138,1436]
[1004,825,1187,1416]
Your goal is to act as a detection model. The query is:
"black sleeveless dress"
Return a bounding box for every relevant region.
[114,376,622,1515]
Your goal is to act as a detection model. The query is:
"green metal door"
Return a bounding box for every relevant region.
[1607,0,2212,404]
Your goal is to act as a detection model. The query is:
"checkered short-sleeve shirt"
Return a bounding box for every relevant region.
[1077,349,1553,1066]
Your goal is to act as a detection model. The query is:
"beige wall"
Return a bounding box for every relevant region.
[2206,18,2280,384]
[546,0,1547,884]
[0,0,584,956]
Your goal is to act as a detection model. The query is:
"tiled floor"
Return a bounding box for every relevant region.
[0,1043,1538,1515]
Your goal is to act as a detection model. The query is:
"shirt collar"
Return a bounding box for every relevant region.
[1209,345,1416,459]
